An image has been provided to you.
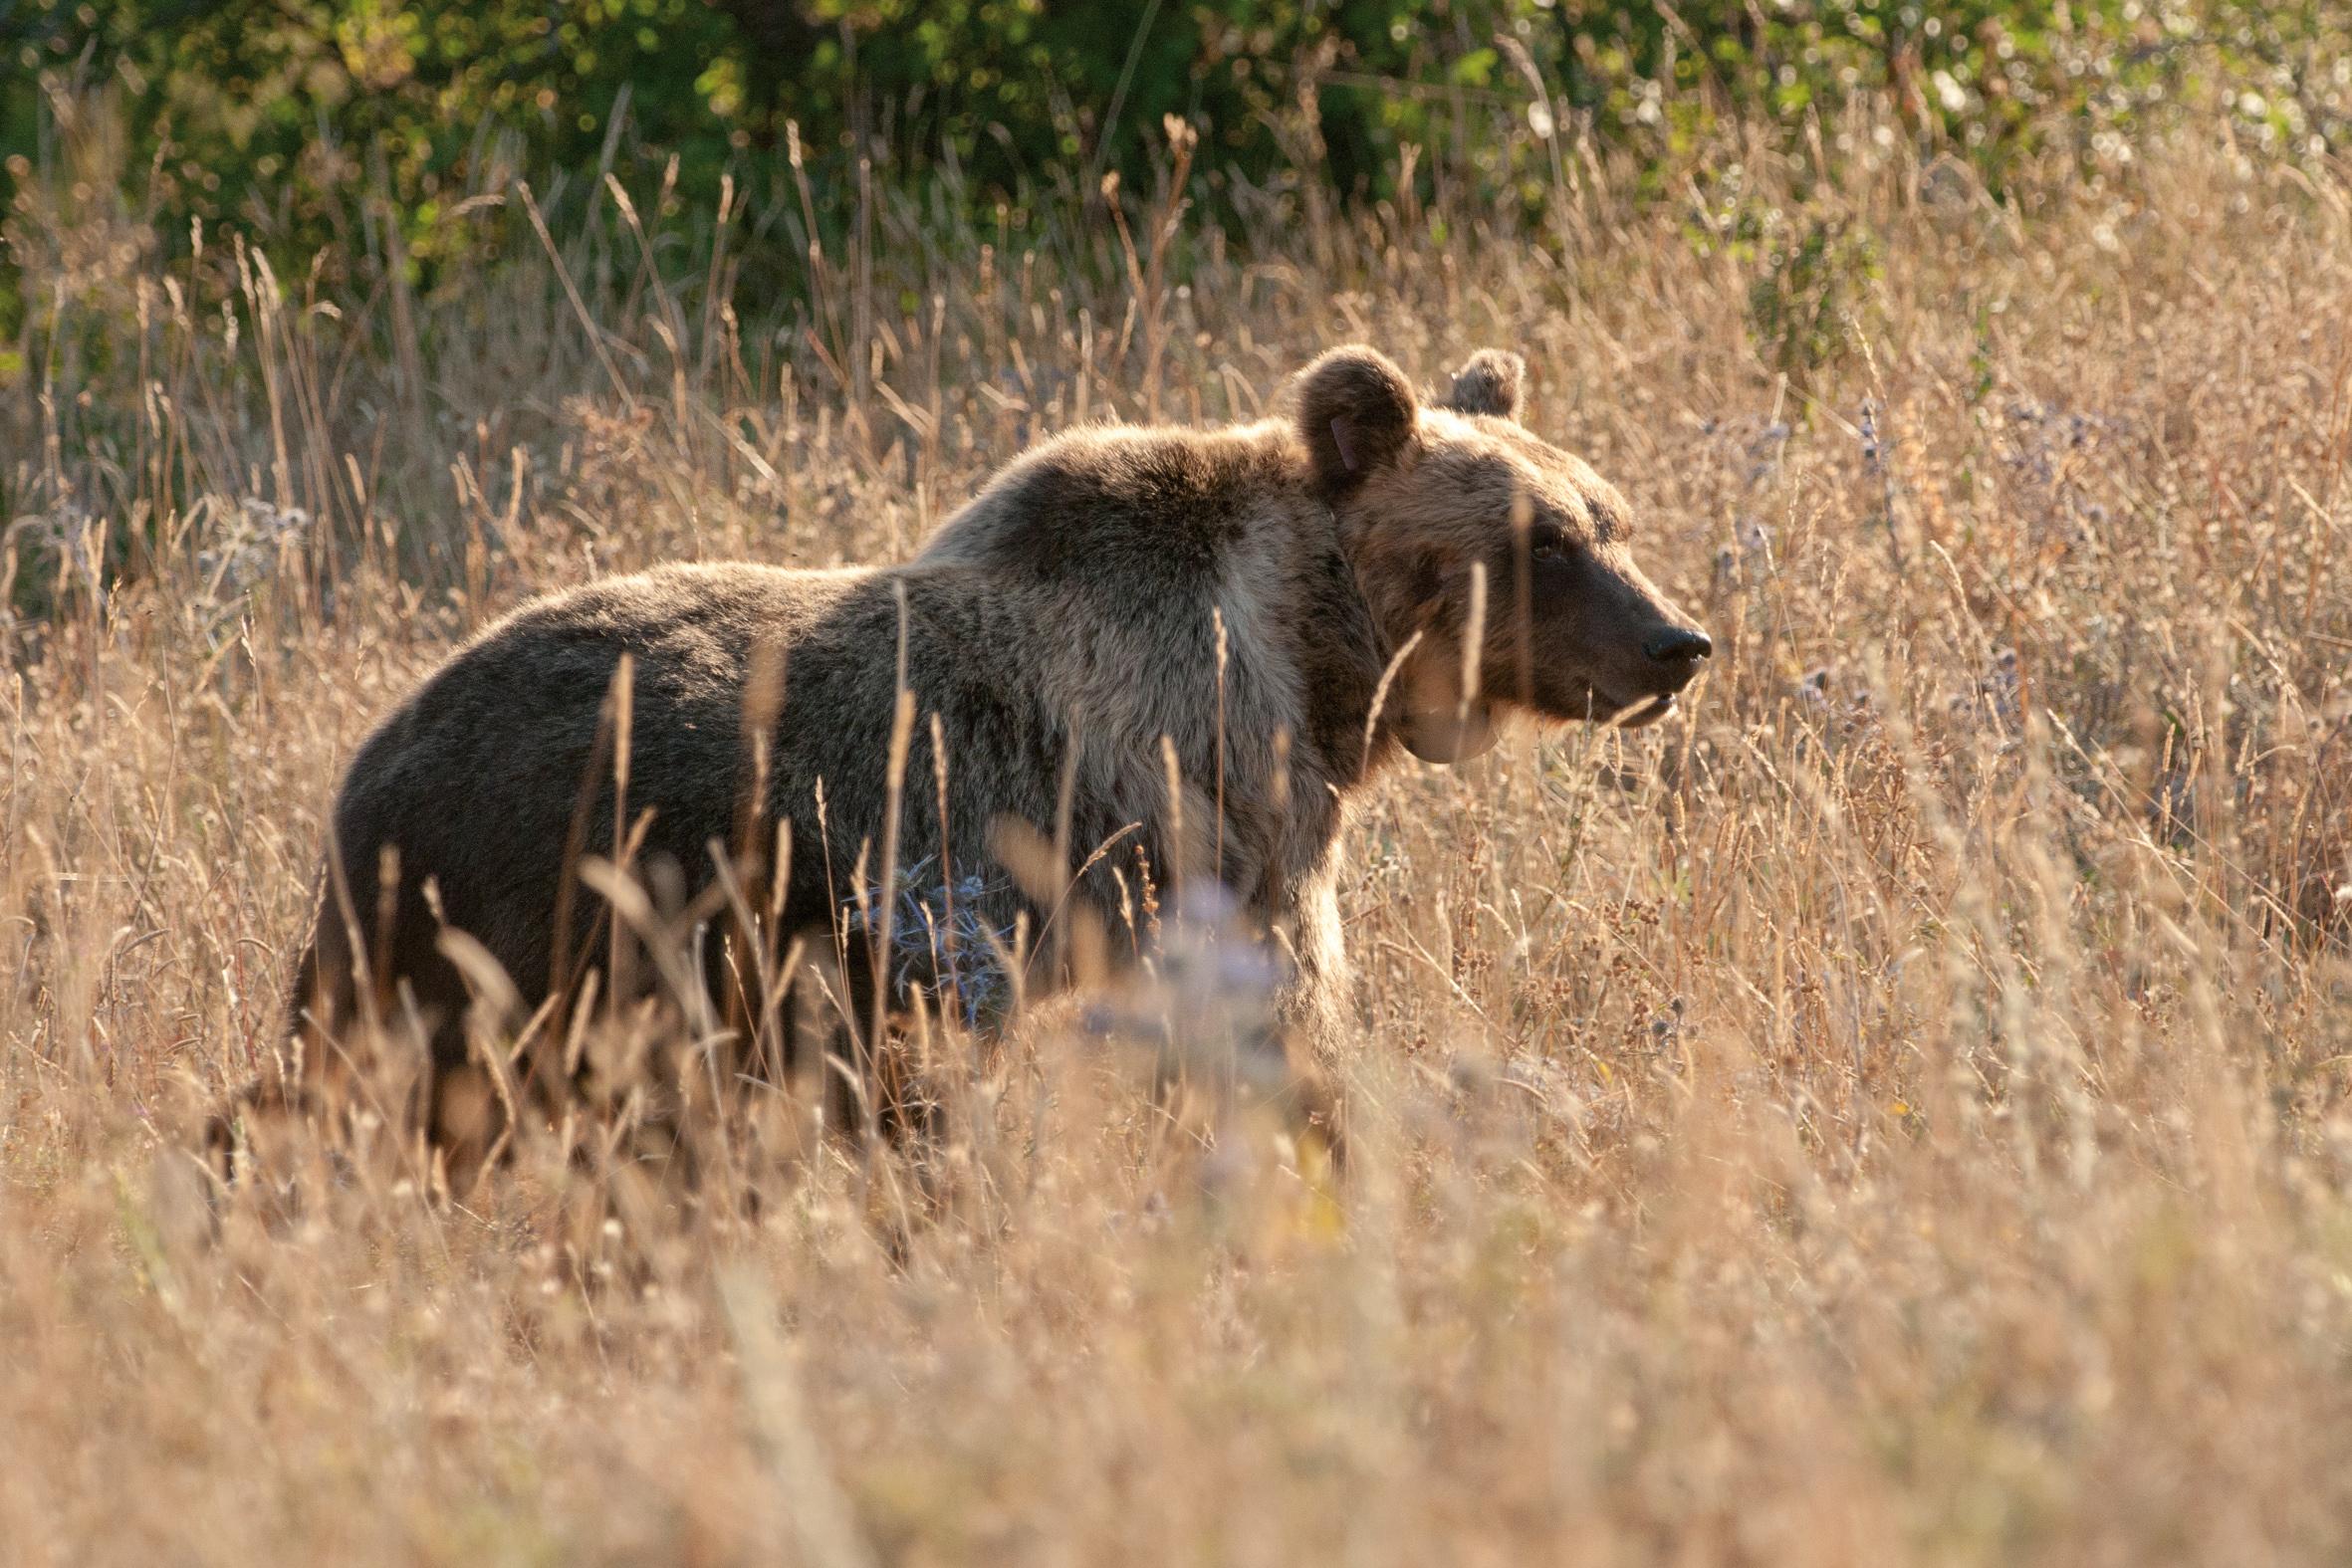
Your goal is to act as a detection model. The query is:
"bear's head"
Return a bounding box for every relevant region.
[1298,344,1712,763]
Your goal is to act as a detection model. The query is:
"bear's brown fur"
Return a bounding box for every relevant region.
[261,345,1709,1168]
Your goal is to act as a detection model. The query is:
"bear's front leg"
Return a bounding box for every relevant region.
[1269,871,1354,1067]
[1261,870,1352,1161]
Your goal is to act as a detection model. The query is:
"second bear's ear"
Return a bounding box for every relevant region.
[1438,348,1527,421]
[1297,346,1418,490]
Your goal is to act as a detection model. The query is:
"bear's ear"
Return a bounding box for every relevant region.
[1297,346,1418,490]
[1438,348,1527,421]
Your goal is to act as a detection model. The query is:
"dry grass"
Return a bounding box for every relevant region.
[6,86,2352,1566]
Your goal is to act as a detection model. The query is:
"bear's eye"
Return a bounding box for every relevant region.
[1528,528,1570,563]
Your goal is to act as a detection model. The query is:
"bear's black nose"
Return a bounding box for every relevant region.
[1645,627,1714,664]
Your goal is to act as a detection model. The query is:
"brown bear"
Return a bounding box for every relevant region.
[260,344,1710,1169]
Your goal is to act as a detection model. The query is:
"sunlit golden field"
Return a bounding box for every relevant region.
[6,85,2352,1564]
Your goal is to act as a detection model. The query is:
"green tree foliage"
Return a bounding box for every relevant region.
[3,0,2347,330]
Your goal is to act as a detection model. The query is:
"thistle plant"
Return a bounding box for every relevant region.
[840,855,1020,1030]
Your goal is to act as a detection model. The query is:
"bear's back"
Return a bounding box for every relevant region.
[915,421,1312,587]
